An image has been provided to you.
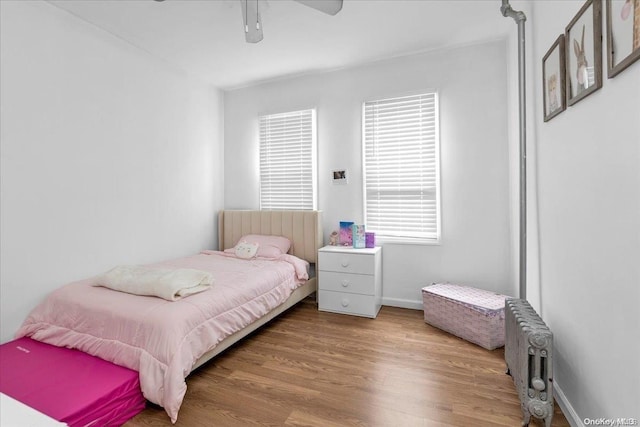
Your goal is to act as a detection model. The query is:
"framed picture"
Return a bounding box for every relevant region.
[339,221,354,246]
[606,0,640,78]
[332,169,348,184]
[543,35,567,121]
[565,0,603,106]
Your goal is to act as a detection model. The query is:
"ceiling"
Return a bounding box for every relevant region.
[49,0,513,90]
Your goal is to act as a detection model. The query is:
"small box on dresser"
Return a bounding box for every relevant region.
[318,245,382,318]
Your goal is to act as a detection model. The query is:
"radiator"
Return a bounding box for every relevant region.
[505,299,554,427]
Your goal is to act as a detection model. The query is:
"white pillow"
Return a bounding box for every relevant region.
[234,241,259,259]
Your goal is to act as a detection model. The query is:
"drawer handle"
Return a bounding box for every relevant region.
[341,259,350,267]
[341,298,350,307]
[341,280,350,288]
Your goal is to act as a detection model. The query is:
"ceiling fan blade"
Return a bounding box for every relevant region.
[294,0,343,15]
[240,0,263,43]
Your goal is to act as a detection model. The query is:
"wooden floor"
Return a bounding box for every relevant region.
[125,301,570,427]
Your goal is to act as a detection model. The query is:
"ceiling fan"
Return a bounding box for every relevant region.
[153,0,343,44]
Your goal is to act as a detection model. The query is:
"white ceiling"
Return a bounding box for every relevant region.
[50,0,513,90]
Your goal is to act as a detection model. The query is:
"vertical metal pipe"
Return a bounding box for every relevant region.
[501,0,527,300]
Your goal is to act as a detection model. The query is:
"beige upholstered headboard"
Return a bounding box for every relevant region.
[218,210,323,264]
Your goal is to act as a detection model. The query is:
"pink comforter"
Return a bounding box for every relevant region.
[16,251,309,423]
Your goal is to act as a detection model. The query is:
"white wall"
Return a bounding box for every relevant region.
[224,40,513,307]
[0,1,225,342]
[531,1,640,424]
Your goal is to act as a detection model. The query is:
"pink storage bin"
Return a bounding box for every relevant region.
[422,283,509,350]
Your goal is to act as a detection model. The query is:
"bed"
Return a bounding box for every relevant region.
[15,209,322,423]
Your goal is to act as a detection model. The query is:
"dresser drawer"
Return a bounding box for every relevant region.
[318,290,379,318]
[318,251,375,275]
[318,271,375,295]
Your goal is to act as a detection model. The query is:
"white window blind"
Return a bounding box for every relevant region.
[363,93,440,241]
[259,109,317,210]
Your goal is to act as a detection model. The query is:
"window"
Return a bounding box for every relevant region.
[363,93,440,242]
[259,109,317,210]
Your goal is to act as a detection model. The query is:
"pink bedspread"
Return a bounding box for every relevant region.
[16,251,308,423]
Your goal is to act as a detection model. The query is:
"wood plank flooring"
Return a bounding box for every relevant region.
[125,301,570,426]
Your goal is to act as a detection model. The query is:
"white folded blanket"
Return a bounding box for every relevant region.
[95,265,213,301]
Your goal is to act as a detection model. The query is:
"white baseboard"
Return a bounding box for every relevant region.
[554,381,584,427]
[381,297,423,310]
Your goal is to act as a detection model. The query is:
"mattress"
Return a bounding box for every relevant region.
[422,283,509,350]
[0,337,145,427]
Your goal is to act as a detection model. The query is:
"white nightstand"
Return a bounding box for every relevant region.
[317,245,382,318]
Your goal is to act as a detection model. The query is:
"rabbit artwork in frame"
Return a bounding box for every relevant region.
[565,0,603,106]
[573,25,591,94]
